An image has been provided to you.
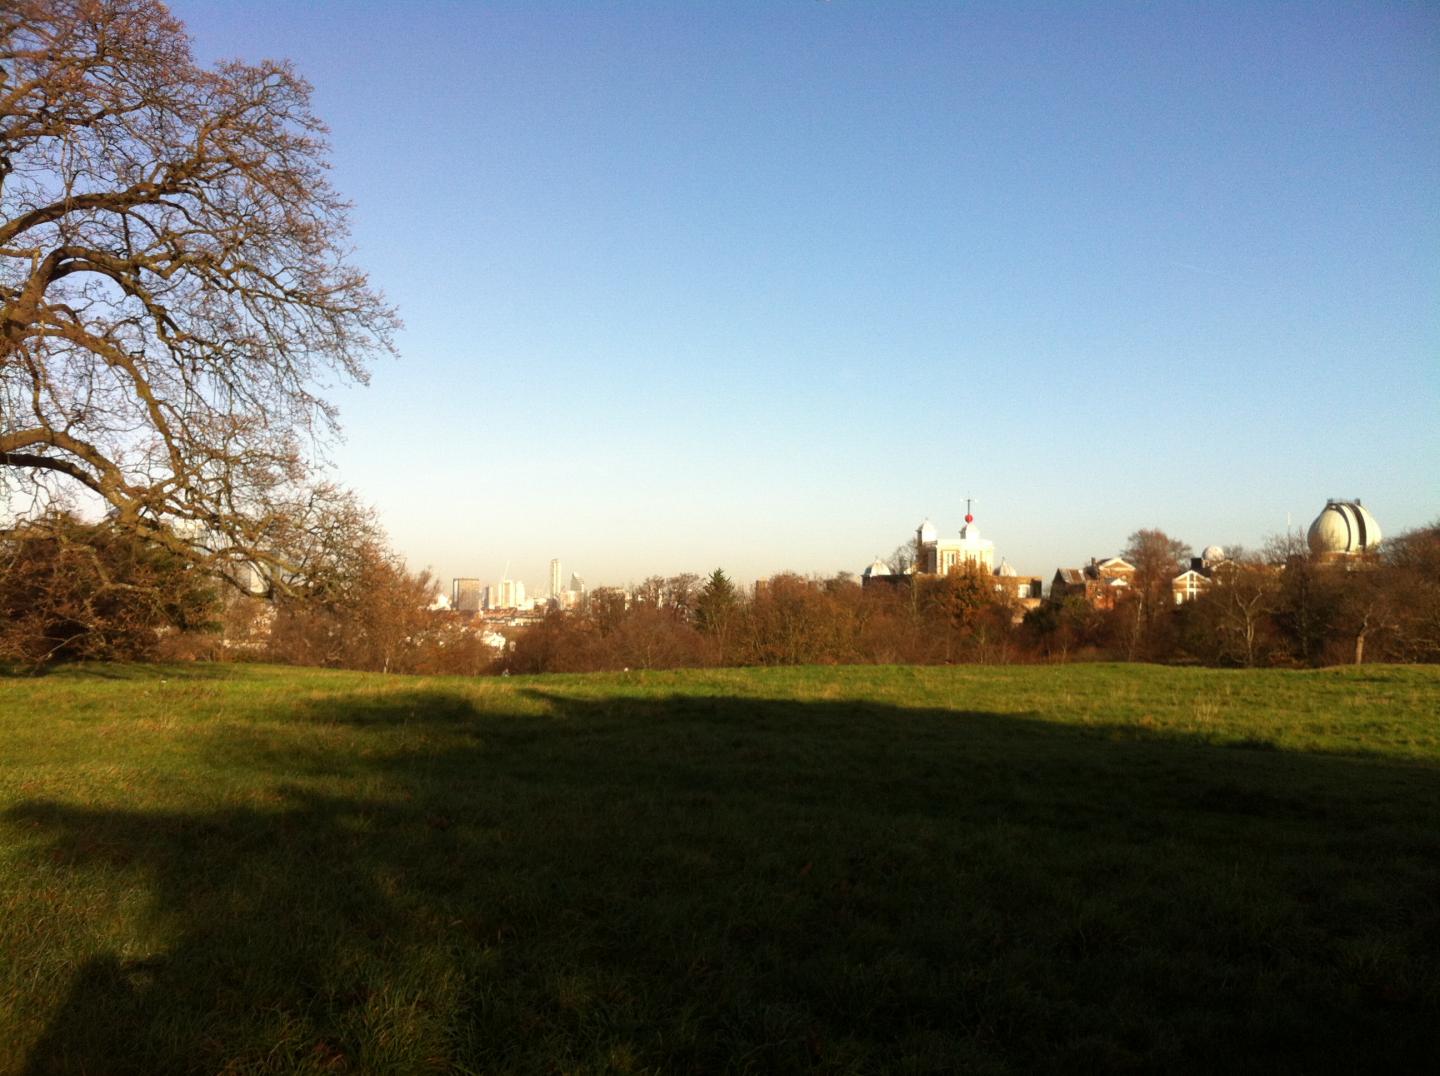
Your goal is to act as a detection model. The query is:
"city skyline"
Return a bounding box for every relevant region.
[168,2,1438,586]
[443,493,1396,602]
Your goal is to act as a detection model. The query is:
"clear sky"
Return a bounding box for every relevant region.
[171,0,1439,591]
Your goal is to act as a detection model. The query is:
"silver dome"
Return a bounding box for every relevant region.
[1307,500,1381,555]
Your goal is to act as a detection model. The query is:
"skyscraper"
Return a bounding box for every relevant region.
[452,578,482,614]
[549,558,562,599]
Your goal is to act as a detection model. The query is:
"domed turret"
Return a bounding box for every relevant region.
[862,557,893,579]
[1307,500,1381,556]
[1202,545,1226,564]
[994,558,1017,577]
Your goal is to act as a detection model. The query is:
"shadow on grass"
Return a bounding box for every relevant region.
[8,687,1440,1073]
[0,660,245,682]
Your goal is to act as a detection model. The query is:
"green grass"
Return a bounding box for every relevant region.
[2,662,1438,1073]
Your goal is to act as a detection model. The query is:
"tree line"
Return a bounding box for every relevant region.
[4,513,1436,673]
[503,524,1440,673]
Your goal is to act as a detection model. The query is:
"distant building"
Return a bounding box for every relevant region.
[993,558,1043,616]
[1307,499,1382,561]
[1050,557,1135,609]
[861,557,897,584]
[1171,568,1211,605]
[485,578,526,611]
[549,558,562,599]
[452,577,482,614]
[916,514,995,575]
[864,506,1041,620]
[1171,545,1228,605]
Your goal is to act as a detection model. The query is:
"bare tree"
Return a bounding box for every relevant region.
[265,498,439,673]
[1118,528,1190,657]
[1121,529,1191,610]
[1382,521,1440,662]
[0,1,398,586]
[1198,555,1280,667]
[888,541,915,574]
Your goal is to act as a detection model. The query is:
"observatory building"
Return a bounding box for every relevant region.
[863,503,1042,615]
[1307,500,1382,560]
[916,510,996,575]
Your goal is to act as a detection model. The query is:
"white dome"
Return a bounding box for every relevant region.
[1202,545,1226,563]
[994,558,1017,577]
[1307,500,1381,555]
[916,518,938,544]
[863,557,892,578]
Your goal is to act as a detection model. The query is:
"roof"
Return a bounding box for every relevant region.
[1308,500,1382,555]
[1095,557,1135,572]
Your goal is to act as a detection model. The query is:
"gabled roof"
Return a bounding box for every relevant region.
[1095,557,1135,572]
[1054,568,1085,584]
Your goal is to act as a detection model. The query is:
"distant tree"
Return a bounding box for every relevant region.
[1334,567,1398,666]
[920,561,991,626]
[743,572,850,666]
[634,576,666,608]
[1265,531,1341,664]
[916,561,996,661]
[694,568,740,661]
[0,512,219,665]
[266,503,437,673]
[1122,529,1191,611]
[631,573,700,617]
[1119,529,1191,658]
[1381,521,1440,662]
[407,613,497,676]
[506,608,591,675]
[662,573,702,618]
[888,542,916,575]
[1023,595,1107,662]
[585,588,629,638]
[0,0,398,587]
[607,605,706,671]
[1183,555,1280,667]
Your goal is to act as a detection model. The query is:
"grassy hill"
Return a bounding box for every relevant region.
[2,662,1438,1073]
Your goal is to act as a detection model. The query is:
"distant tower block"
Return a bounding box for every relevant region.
[452,578,482,614]
[550,558,562,599]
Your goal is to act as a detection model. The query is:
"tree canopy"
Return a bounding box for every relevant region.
[0,0,398,587]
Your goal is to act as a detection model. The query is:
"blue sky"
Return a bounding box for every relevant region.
[172,1,1439,590]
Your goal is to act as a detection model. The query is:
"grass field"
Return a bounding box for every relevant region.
[2,662,1438,1073]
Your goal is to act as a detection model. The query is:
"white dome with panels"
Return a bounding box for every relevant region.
[1307,500,1381,556]
[862,557,893,578]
